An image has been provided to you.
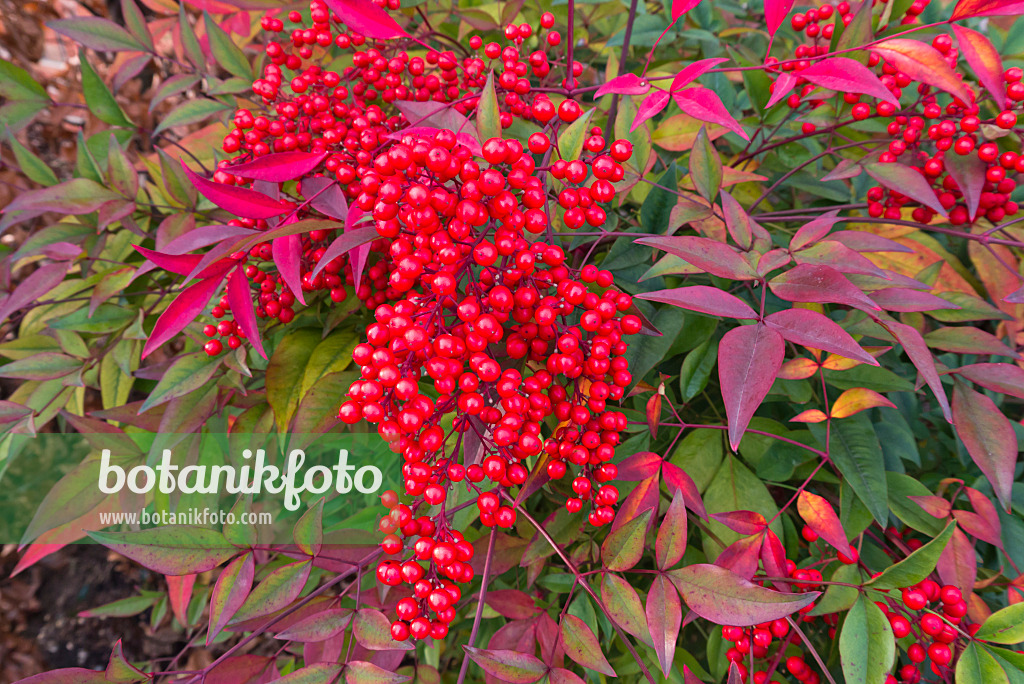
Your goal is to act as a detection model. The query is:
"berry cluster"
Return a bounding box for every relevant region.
[881,580,970,683]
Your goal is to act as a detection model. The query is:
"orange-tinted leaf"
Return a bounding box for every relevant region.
[954,24,1006,107]
[830,388,896,418]
[779,358,820,379]
[798,491,855,557]
[710,510,767,535]
[873,39,974,104]
[791,409,828,423]
[167,574,196,628]
[951,0,1024,20]
[646,394,662,438]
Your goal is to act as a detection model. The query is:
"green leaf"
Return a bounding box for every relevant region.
[100,352,134,410]
[49,304,134,333]
[476,70,501,143]
[229,560,312,624]
[293,499,324,557]
[819,415,889,526]
[204,12,252,79]
[300,330,358,399]
[154,99,232,136]
[121,0,155,52]
[80,594,157,618]
[4,129,58,185]
[0,353,81,381]
[561,613,616,676]
[79,51,132,128]
[266,329,331,432]
[689,126,722,201]
[275,664,344,684]
[976,603,1024,645]
[640,163,678,232]
[353,609,414,650]
[0,58,47,101]
[140,352,222,412]
[87,526,237,575]
[886,472,946,536]
[463,647,547,683]
[809,563,862,616]
[600,573,649,641]
[555,107,595,162]
[957,643,1011,684]
[679,336,718,402]
[601,508,652,571]
[178,5,205,71]
[49,17,145,52]
[107,135,138,197]
[867,522,956,590]
[839,595,895,684]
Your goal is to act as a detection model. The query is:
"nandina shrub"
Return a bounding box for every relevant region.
[2,0,1024,682]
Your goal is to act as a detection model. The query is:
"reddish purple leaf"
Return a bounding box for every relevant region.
[301,176,349,221]
[765,308,878,366]
[0,262,69,324]
[789,210,842,251]
[631,90,671,132]
[718,323,785,450]
[309,221,378,283]
[952,24,1006,109]
[226,265,265,359]
[635,236,758,280]
[671,58,730,91]
[865,161,947,216]
[793,240,888,277]
[228,150,329,183]
[766,72,798,108]
[595,73,650,98]
[614,451,663,480]
[765,0,796,35]
[953,380,1016,511]
[673,87,749,140]
[662,462,707,519]
[953,510,1003,547]
[485,590,540,620]
[561,614,616,676]
[48,17,145,51]
[828,231,914,253]
[135,245,202,276]
[964,487,1003,545]
[924,326,1018,357]
[956,363,1024,399]
[1006,284,1024,304]
[668,564,819,625]
[944,147,987,221]
[757,249,792,276]
[798,57,900,106]
[323,0,409,39]
[936,527,977,595]
[673,0,703,19]
[711,510,768,535]
[636,286,757,319]
[769,263,881,313]
[952,0,1024,18]
[143,274,226,358]
[656,490,689,570]
[909,495,952,519]
[208,553,254,644]
[647,574,682,677]
[272,233,306,306]
[180,160,291,220]
[761,530,791,591]
[716,534,763,579]
[463,647,547,684]
[886,321,952,422]
[15,669,109,684]
[870,288,961,313]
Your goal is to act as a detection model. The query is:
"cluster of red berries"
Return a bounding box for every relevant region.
[880,581,971,683]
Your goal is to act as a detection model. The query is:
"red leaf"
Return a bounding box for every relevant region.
[944,146,987,220]
[790,210,842,251]
[616,451,663,481]
[595,73,650,97]
[635,236,758,280]
[798,57,900,106]
[956,363,1024,399]
[0,262,69,324]
[636,286,757,319]
[952,25,1006,109]
[208,553,254,644]
[226,265,265,359]
[952,0,1024,20]
[768,263,881,312]
[180,161,290,220]
[301,177,349,221]
[631,90,670,132]
[952,380,1017,511]
[953,510,1003,547]
[715,534,763,579]
[797,491,854,556]
[143,274,226,358]
[909,495,953,519]
[936,527,977,595]
[323,0,409,39]
[646,393,662,438]
[758,249,792,276]
[873,39,974,105]
[135,244,235,279]
[718,323,785,450]
[765,0,796,35]
[760,530,791,591]
[793,240,888,277]
[656,490,689,570]
[671,58,730,91]
[886,321,952,422]
[560,614,616,676]
[673,87,749,140]
[870,288,961,313]
[228,150,329,183]
[14,669,109,684]
[309,223,379,281]
[828,231,914,253]
[766,72,798,108]
[167,574,196,628]
[668,564,819,625]
[272,233,306,306]
[662,462,707,519]
[673,0,703,20]
[710,510,768,535]
[765,308,878,366]
[865,161,947,216]
[646,574,682,677]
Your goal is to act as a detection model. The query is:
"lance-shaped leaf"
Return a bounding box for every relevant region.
[769,263,880,312]
[49,17,146,51]
[865,161,947,216]
[275,608,352,642]
[673,0,704,20]
[230,560,312,624]
[945,147,987,220]
[765,0,796,35]
[953,25,1005,109]
[602,508,652,571]
[561,614,616,676]
[662,461,707,518]
[601,573,649,640]
[790,210,842,251]
[596,73,650,98]
[477,71,501,142]
[637,286,757,319]
[689,125,722,200]
[716,533,763,579]
[635,236,757,280]
[301,177,348,221]
[0,262,69,325]
[227,151,329,183]
[143,274,226,358]
[798,57,899,106]
[873,39,974,104]
[766,72,798,108]
[673,87,749,140]
[275,664,343,684]
[87,526,237,575]
[352,608,414,650]
[668,564,819,625]
[830,388,896,418]
[310,223,378,281]
[632,90,671,132]
[798,491,854,557]
[226,265,265,359]
[710,510,768,536]
[937,526,978,594]
[886,321,952,422]
[952,0,1024,20]
[765,308,878,366]
[719,323,785,450]
[924,326,1018,357]
[826,415,890,526]
[656,490,689,570]
[272,233,306,306]
[870,288,962,313]
[5,178,121,216]
[839,596,896,684]
[868,522,956,590]
[463,647,547,683]
[323,0,409,39]
[671,58,730,91]
[956,363,1024,399]
[975,603,1024,644]
[647,574,682,677]
[953,380,1017,511]
[207,553,254,644]
[180,160,290,220]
